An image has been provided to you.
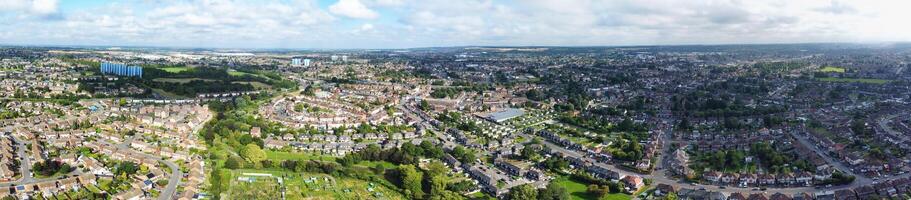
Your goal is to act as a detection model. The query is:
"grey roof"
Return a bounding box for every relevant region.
[487,108,524,122]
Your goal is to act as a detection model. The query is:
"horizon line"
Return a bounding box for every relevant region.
[1,41,909,52]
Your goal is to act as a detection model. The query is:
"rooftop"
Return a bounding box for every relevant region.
[486,108,524,123]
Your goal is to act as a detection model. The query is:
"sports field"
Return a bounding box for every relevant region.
[818,66,846,73]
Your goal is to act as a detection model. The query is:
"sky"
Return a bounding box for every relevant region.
[0,0,909,49]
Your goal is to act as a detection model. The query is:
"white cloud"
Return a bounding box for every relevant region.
[0,0,58,16]
[360,23,374,31]
[329,0,379,19]
[30,0,58,15]
[1,0,911,48]
[370,0,404,7]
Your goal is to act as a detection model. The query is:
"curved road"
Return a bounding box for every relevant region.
[104,138,182,200]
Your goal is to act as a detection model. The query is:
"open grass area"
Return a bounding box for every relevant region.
[160,66,191,73]
[225,169,405,200]
[233,81,272,90]
[818,66,846,73]
[228,70,254,76]
[603,194,633,200]
[553,176,631,200]
[151,88,185,98]
[264,150,337,162]
[153,78,216,83]
[816,77,891,84]
[358,160,397,169]
[290,172,405,200]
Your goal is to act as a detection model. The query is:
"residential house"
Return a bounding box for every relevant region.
[834,189,857,200]
[654,184,676,197]
[770,193,792,200]
[704,171,722,183]
[853,185,876,200]
[620,175,644,192]
[722,173,738,184]
[748,193,769,200]
[729,192,747,200]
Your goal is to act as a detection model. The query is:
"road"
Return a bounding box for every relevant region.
[12,136,33,183]
[788,131,869,184]
[102,139,182,200]
[877,114,908,143]
[0,136,82,187]
[530,126,911,196]
[0,170,83,187]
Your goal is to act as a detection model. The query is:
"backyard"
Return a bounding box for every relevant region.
[553,176,631,200]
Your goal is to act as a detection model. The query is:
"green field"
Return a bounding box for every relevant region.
[160,66,191,73]
[553,176,631,200]
[225,169,405,200]
[151,88,185,98]
[228,70,254,76]
[264,150,337,162]
[816,77,891,84]
[153,78,215,83]
[233,81,272,89]
[358,160,397,169]
[818,66,846,73]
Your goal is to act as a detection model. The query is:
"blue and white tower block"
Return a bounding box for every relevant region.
[100,62,143,77]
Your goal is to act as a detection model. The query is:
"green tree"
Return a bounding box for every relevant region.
[240,143,267,168]
[420,99,431,111]
[421,140,444,159]
[303,85,316,96]
[429,191,464,200]
[538,183,570,200]
[400,165,425,199]
[662,192,678,200]
[224,156,244,169]
[507,184,538,200]
[521,146,542,161]
[587,184,606,197]
[426,161,449,178]
[430,175,448,196]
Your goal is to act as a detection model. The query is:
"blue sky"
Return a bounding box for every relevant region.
[1,0,909,49]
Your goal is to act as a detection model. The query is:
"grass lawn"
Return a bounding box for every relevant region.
[469,192,487,198]
[153,78,215,83]
[604,194,632,200]
[227,169,405,200]
[151,88,185,99]
[816,77,891,84]
[358,160,397,169]
[233,81,272,90]
[264,150,337,162]
[84,184,103,193]
[228,70,253,76]
[818,66,846,73]
[553,176,631,200]
[160,66,190,73]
